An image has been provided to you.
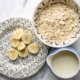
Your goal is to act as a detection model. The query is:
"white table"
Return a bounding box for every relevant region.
[0,0,80,80]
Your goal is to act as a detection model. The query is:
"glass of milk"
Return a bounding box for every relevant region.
[47,47,80,79]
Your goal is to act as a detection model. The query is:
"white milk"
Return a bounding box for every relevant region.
[51,50,79,77]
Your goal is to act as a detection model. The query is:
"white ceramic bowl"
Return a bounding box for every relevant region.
[47,47,80,79]
[32,0,80,48]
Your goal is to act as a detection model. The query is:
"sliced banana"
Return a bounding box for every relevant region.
[28,43,39,54]
[10,37,20,48]
[22,33,32,44]
[13,28,23,40]
[17,42,25,50]
[19,48,28,58]
[8,49,18,60]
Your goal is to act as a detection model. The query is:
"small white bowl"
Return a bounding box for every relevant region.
[47,47,80,79]
[32,0,80,48]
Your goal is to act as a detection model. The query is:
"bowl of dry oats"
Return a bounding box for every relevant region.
[33,0,80,48]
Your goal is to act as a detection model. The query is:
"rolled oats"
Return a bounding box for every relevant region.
[37,3,79,42]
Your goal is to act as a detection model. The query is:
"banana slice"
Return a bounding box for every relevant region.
[10,37,20,48]
[19,48,28,58]
[28,43,39,54]
[17,42,25,50]
[13,28,23,40]
[22,33,32,44]
[8,49,18,60]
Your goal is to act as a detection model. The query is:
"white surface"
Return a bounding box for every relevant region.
[0,0,80,80]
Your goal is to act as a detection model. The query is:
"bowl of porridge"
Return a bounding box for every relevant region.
[32,0,80,48]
